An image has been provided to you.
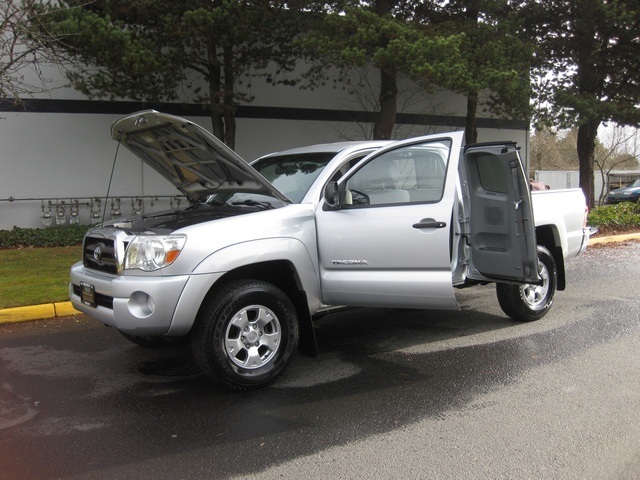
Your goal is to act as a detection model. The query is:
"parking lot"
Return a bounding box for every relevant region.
[1,242,639,479]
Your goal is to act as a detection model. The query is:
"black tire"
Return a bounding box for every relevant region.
[191,280,299,390]
[496,245,557,322]
[119,331,188,348]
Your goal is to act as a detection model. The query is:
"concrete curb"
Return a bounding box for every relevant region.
[0,301,80,325]
[588,232,640,245]
[0,233,638,326]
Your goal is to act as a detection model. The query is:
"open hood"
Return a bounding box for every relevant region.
[111,110,291,204]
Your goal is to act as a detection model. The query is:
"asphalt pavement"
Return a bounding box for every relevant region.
[0,238,639,479]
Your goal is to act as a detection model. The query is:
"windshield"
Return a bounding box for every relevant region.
[202,152,335,206]
[252,152,335,202]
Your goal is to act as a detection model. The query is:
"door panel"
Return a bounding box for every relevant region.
[315,133,465,310]
[462,143,539,284]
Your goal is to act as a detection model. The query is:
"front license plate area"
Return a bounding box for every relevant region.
[80,282,95,307]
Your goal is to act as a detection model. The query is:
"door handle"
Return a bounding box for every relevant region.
[413,219,447,229]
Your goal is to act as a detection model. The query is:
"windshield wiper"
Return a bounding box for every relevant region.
[230,199,275,210]
[190,199,229,208]
[206,199,229,206]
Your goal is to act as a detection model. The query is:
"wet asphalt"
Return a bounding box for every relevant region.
[0,242,639,479]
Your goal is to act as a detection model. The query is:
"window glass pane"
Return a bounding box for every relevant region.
[476,155,508,194]
[345,139,451,207]
[202,152,334,205]
[254,152,334,203]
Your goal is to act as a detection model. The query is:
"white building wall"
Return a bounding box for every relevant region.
[1,67,528,229]
[534,170,580,190]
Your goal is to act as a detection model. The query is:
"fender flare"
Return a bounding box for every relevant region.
[189,237,321,356]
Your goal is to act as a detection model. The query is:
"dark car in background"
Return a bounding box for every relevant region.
[606,179,640,204]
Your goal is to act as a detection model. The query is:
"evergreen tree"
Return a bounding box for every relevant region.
[427,0,533,143]
[302,0,465,140]
[526,0,640,207]
[45,0,305,148]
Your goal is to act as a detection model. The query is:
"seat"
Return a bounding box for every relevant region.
[367,189,410,204]
[408,153,445,203]
[348,159,409,205]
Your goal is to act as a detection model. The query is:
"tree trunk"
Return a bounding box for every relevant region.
[465,92,478,144]
[463,3,480,145]
[371,0,397,140]
[374,67,397,140]
[207,41,225,143]
[573,2,600,209]
[223,46,236,150]
[208,79,224,143]
[576,118,600,209]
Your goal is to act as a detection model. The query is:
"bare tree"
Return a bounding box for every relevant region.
[529,127,579,172]
[328,66,458,141]
[594,125,640,205]
[530,127,563,171]
[0,0,68,105]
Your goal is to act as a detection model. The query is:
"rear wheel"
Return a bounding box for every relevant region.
[496,245,557,322]
[191,280,299,390]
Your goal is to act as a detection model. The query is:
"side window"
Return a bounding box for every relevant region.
[475,154,509,194]
[345,140,450,207]
[411,152,447,202]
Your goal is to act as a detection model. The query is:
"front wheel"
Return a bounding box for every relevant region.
[191,280,299,390]
[496,245,557,322]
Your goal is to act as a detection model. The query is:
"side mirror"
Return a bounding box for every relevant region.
[323,181,342,210]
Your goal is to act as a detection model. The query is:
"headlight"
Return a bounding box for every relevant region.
[124,235,187,271]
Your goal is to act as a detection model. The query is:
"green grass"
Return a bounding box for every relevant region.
[0,246,83,308]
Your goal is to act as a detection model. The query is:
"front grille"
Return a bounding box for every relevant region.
[72,284,114,309]
[83,236,118,275]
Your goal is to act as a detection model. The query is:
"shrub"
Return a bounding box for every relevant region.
[0,224,91,248]
[588,202,640,233]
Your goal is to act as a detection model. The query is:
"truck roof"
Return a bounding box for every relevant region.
[256,140,391,159]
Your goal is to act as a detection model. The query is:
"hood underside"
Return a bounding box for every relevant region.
[111,110,290,204]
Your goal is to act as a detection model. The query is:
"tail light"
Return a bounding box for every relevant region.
[583,205,589,229]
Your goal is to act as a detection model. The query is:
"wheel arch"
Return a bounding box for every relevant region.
[496,244,558,321]
[535,224,566,291]
[196,259,318,357]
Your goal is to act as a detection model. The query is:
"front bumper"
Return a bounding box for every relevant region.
[69,261,190,336]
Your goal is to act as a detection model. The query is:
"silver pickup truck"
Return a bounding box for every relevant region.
[69,111,591,390]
